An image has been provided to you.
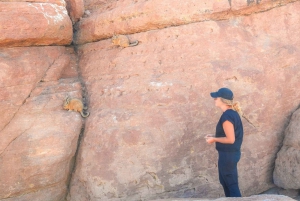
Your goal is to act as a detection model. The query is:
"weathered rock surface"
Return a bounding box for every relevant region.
[74,0,299,44]
[1,46,63,131]
[0,0,300,200]
[0,46,83,200]
[150,194,297,200]
[65,0,84,23]
[68,2,300,201]
[0,2,72,47]
[0,0,65,6]
[261,186,299,200]
[273,108,300,189]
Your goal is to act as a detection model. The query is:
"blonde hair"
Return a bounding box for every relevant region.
[220,98,243,116]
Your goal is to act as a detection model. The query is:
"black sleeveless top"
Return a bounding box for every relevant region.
[215,109,243,152]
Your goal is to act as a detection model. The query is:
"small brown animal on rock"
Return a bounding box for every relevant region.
[63,97,89,118]
[111,34,139,48]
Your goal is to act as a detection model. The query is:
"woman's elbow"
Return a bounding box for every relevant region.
[229,139,235,144]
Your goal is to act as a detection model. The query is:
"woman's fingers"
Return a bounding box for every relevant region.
[205,137,215,144]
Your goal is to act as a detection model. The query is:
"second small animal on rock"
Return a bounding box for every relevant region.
[111,34,139,48]
[63,97,89,118]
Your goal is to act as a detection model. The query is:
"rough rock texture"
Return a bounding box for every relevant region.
[1,0,300,200]
[0,0,65,5]
[150,194,297,200]
[74,0,298,44]
[261,187,299,200]
[66,0,84,23]
[68,1,300,201]
[0,47,83,200]
[273,108,300,189]
[0,2,72,47]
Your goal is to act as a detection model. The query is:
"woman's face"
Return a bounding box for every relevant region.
[214,97,223,107]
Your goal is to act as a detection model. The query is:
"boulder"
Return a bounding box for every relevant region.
[152,195,294,201]
[0,0,84,24]
[273,108,300,189]
[0,78,83,200]
[74,0,230,44]
[0,0,65,6]
[68,2,300,201]
[260,186,299,200]
[74,0,298,44]
[0,46,65,131]
[0,46,83,200]
[150,194,296,200]
[0,2,72,47]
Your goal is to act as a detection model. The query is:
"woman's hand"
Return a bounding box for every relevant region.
[206,121,235,145]
[205,136,215,144]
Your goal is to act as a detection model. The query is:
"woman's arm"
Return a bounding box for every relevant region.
[206,120,235,144]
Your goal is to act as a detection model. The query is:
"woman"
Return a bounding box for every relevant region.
[205,87,243,197]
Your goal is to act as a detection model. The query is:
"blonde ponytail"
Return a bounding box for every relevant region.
[232,101,243,116]
[220,98,243,116]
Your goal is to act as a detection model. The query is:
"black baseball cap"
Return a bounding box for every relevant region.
[210,88,234,100]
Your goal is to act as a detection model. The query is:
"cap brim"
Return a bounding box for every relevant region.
[210,92,218,98]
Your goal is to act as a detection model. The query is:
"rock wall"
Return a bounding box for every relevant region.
[67,1,300,200]
[74,0,299,44]
[150,194,297,201]
[0,0,300,201]
[0,2,72,47]
[0,46,84,200]
[0,1,84,200]
[273,108,300,189]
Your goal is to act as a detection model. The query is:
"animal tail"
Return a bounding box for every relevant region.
[80,111,90,118]
[129,40,139,47]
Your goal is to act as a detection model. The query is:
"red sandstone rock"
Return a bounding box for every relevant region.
[0,2,72,47]
[273,108,300,189]
[261,186,299,199]
[0,46,83,200]
[151,194,296,200]
[65,0,84,23]
[0,79,83,200]
[75,0,230,44]
[2,183,67,201]
[42,54,71,82]
[0,0,65,6]
[231,0,257,10]
[83,0,117,12]
[0,46,64,131]
[74,0,298,44]
[231,0,249,9]
[68,2,300,200]
[230,0,284,10]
